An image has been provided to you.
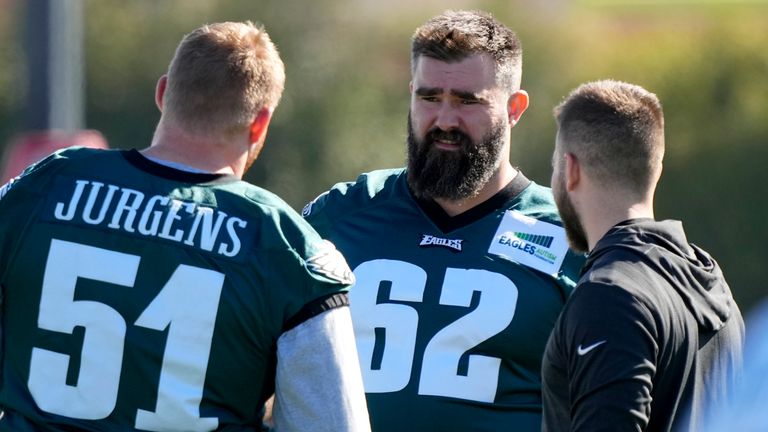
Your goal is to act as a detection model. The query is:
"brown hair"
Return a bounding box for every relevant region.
[554,80,665,194]
[163,21,285,135]
[411,10,523,92]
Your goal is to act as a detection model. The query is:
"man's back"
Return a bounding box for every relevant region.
[542,219,744,432]
[0,147,351,431]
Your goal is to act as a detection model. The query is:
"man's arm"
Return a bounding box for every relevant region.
[272,305,370,432]
[562,283,659,431]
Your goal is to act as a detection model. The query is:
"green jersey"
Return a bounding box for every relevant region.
[0,148,353,431]
[304,169,583,431]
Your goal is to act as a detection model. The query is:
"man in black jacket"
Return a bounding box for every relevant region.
[541,80,744,432]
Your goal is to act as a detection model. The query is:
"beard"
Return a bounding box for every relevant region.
[406,114,506,201]
[553,171,590,253]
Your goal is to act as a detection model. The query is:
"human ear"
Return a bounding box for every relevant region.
[155,75,168,112]
[249,107,274,145]
[564,152,580,192]
[507,90,529,127]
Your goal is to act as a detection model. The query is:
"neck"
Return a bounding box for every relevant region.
[143,122,249,178]
[583,192,655,251]
[434,162,517,217]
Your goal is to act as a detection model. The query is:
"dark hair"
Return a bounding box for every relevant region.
[411,10,522,91]
[554,80,665,194]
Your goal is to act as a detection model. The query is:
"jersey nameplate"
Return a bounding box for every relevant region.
[43,176,252,259]
[488,210,569,276]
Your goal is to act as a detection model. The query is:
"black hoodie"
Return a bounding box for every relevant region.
[541,219,744,432]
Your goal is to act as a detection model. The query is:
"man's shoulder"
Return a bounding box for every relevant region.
[584,246,659,287]
[1,147,114,202]
[302,168,405,220]
[235,182,293,211]
[230,184,323,245]
[514,180,562,224]
[239,186,356,287]
[43,146,119,170]
[576,250,667,314]
[20,145,113,175]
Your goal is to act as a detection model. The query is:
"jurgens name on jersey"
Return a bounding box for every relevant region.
[52,179,248,257]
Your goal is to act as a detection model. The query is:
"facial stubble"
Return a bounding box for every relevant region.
[553,163,590,253]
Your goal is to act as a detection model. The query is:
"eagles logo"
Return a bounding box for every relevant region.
[306,240,355,285]
[301,191,328,218]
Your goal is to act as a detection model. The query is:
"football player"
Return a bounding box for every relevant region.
[303,10,583,431]
[0,21,369,431]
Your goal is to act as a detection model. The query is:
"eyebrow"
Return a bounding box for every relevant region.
[414,87,487,102]
[414,87,442,97]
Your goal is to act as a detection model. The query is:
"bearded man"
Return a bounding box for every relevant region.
[302,10,584,432]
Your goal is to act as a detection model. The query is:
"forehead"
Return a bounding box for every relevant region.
[412,53,498,94]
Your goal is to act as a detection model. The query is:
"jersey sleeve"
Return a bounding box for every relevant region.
[0,147,68,205]
[0,149,73,282]
[0,175,21,279]
[273,306,370,432]
[556,282,659,431]
[301,182,352,239]
[302,169,403,239]
[265,208,355,333]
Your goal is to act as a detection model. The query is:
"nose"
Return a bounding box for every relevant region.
[434,102,460,131]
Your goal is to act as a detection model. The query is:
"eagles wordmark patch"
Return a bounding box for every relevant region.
[419,234,463,251]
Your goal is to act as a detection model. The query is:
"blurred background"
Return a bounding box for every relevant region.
[1,0,766,316]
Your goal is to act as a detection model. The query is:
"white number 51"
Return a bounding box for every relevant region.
[28,239,223,432]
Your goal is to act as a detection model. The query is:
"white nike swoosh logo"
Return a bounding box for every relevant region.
[577,340,607,356]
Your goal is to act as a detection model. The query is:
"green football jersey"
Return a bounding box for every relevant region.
[304,168,584,431]
[0,148,352,431]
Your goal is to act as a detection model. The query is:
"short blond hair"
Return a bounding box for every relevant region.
[554,80,665,195]
[163,21,285,135]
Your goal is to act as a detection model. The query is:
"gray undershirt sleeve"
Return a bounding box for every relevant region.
[272,306,370,432]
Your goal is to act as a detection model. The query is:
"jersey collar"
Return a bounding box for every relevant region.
[123,149,240,184]
[409,171,531,233]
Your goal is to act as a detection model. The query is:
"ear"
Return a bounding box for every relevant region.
[507,90,529,127]
[249,107,274,145]
[564,152,580,192]
[155,75,168,112]
[409,80,414,94]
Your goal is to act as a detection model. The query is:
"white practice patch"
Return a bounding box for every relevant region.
[488,210,569,276]
[306,240,356,285]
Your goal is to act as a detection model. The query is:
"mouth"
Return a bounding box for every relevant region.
[428,130,468,151]
[433,137,462,151]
